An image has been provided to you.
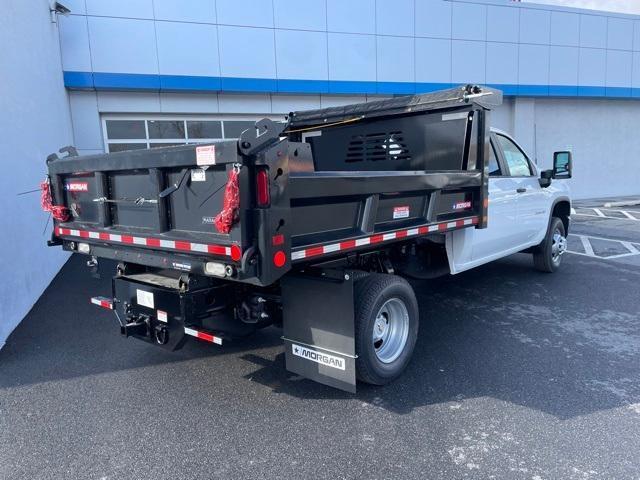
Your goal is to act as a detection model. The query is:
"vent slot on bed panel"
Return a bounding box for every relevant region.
[346,131,412,163]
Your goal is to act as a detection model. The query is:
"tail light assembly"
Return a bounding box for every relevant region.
[256,168,270,207]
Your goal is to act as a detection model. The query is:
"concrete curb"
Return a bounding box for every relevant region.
[603,199,640,208]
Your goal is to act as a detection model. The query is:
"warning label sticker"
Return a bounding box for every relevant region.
[190,168,206,182]
[157,310,168,323]
[292,344,345,370]
[196,145,216,166]
[393,206,410,219]
[65,182,88,192]
[136,289,154,309]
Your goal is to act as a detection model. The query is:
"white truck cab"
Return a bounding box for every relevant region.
[448,128,572,274]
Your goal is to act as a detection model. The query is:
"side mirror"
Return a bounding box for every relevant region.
[539,169,552,188]
[553,151,572,179]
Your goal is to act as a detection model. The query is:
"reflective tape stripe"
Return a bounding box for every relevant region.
[184,327,223,345]
[291,250,306,261]
[90,296,113,310]
[190,243,208,253]
[291,216,480,263]
[54,226,240,260]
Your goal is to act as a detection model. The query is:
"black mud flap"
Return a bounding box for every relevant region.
[281,270,356,393]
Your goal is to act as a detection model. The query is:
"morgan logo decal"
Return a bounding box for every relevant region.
[292,344,345,371]
[65,182,88,192]
[453,201,472,210]
[171,262,192,272]
[393,206,410,219]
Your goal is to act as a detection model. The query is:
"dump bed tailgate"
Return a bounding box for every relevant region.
[48,141,249,268]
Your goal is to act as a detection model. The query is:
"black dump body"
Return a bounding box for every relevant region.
[46,85,501,287]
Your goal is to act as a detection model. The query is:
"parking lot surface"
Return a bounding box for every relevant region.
[1,201,639,480]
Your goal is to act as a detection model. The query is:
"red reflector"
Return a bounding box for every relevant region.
[272,234,284,246]
[273,250,286,267]
[256,169,270,207]
[230,244,242,262]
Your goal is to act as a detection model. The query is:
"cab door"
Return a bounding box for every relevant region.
[469,137,521,262]
[494,133,549,244]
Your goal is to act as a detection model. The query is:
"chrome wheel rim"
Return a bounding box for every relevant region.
[372,298,410,364]
[551,228,567,265]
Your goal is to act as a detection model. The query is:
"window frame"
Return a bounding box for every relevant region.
[101,114,283,153]
[493,132,537,178]
[487,139,505,177]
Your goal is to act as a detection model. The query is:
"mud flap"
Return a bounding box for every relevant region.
[281,270,356,393]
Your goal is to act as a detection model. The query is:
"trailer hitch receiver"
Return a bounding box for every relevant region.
[120,312,150,338]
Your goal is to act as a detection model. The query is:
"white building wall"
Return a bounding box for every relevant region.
[0,1,74,346]
[534,98,640,199]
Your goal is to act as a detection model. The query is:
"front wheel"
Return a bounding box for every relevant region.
[354,274,419,385]
[533,217,567,273]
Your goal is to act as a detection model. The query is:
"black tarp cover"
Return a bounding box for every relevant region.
[286,85,503,130]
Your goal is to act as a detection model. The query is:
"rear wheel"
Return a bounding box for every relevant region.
[353,274,419,385]
[533,217,567,273]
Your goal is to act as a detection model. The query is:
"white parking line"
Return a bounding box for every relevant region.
[567,234,640,260]
[579,235,595,256]
[571,207,640,221]
[621,241,640,254]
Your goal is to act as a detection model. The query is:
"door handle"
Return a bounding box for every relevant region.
[516,188,527,193]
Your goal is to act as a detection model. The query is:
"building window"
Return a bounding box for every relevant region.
[102,116,278,153]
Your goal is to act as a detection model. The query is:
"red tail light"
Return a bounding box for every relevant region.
[256,169,270,207]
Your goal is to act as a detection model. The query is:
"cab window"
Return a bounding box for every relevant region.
[496,134,532,177]
[488,142,501,176]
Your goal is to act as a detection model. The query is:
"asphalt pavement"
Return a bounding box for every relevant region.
[1,202,639,480]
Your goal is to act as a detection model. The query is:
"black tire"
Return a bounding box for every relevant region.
[533,217,566,273]
[353,274,419,385]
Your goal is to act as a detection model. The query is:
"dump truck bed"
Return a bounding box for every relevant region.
[46,85,499,286]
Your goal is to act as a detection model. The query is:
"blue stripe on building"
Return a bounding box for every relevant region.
[62,71,640,99]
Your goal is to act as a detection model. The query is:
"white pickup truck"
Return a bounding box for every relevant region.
[449,128,572,276]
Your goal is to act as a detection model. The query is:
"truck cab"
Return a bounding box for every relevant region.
[449,128,572,274]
